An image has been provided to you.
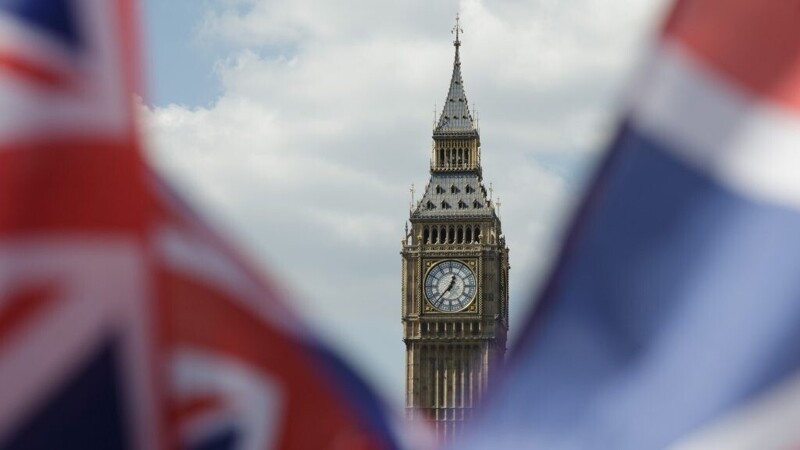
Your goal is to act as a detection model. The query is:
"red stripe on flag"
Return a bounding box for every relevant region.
[0,283,57,347]
[169,394,225,425]
[663,0,800,110]
[0,54,70,88]
[0,139,148,233]
[159,271,389,450]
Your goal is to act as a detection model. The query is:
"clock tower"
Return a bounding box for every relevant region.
[401,17,509,443]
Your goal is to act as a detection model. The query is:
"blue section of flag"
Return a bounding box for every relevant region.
[190,428,240,450]
[466,125,800,449]
[0,0,81,48]
[3,340,128,450]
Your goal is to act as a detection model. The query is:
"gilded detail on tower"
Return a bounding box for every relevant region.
[401,15,510,444]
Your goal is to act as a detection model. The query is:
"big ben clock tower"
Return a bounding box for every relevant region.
[401,16,509,443]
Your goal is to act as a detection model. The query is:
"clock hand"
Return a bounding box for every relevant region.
[435,276,458,304]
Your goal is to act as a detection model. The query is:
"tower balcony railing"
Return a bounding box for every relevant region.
[431,163,478,171]
[430,155,481,171]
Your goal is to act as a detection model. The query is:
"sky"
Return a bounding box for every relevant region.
[140,0,670,406]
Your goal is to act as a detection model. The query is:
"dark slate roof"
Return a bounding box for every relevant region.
[433,40,477,138]
[412,173,494,219]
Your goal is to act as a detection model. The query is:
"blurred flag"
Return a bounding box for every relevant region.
[0,1,406,449]
[463,1,800,449]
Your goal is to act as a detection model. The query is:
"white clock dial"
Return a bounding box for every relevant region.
[424,260,477,312]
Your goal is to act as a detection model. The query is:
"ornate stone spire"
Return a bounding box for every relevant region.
[403,19,509,445]
[434,14,478,138]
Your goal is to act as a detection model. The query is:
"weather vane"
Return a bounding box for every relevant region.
[452,13,463,45]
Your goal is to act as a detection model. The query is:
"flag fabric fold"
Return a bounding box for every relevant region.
[0,1,405,449]
[464,1,800,449]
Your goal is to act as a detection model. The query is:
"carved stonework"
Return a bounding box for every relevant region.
[401,17,509,445]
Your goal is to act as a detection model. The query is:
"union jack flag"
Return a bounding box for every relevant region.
[462,1,800,449]
[0,1,408,449]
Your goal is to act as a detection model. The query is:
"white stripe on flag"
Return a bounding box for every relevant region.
[630,38,800,211]
[669,371,800,450]
[172,349,284,450]
[153,225,302,337]
[0,0,129,142]
[0,238,157,449]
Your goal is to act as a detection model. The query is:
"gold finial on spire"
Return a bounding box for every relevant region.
[452,13,463,47]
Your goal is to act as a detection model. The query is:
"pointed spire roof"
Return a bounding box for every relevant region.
[434,14,478,139]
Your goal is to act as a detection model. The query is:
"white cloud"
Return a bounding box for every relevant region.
[143,0,670,404]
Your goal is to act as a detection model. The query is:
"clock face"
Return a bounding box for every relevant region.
[424,260,477,312]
